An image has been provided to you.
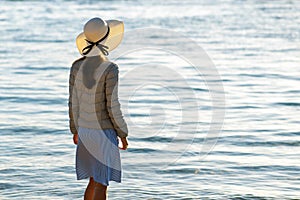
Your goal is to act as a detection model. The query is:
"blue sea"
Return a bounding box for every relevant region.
[0,0,299,199]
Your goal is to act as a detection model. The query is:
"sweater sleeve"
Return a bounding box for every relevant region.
[68,64,79,135]
[105,63,128,138]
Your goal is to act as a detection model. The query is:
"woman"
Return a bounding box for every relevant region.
[68,17,129,200]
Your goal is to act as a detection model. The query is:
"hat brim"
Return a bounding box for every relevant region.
[76,20,124,56]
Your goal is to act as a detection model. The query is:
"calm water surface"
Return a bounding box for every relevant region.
[0,0,299,199]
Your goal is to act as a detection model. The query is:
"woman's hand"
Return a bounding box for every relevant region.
[119,137,128,150]
[73,133,78,145]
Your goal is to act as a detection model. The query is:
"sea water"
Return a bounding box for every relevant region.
[0,0,299,199]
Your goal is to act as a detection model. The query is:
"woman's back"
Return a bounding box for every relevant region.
[69,56,128,138]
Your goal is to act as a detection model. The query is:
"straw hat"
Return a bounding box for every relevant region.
[76,17,124,57]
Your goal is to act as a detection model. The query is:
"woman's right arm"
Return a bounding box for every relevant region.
[105,63,129,139]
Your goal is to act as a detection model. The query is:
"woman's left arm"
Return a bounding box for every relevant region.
[68,63,79,136]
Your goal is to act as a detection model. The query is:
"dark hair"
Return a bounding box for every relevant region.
[82,57,98,89]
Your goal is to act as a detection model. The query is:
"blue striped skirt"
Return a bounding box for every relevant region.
[76,127,121,186]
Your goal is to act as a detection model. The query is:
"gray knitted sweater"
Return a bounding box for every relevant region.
[68,57,128,138]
